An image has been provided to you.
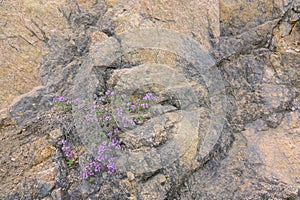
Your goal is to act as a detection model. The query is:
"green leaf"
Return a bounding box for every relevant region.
[139,116,144,121]
[67,160,74,166]
[66,105,72,111]
[99,132,106,137]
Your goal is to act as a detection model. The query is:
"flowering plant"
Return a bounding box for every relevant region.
[53,91,157,179]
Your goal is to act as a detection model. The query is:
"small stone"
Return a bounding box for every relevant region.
[49,129,63,141]
[127,172,135,181]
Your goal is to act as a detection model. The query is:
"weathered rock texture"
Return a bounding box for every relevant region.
[0,0,299,199]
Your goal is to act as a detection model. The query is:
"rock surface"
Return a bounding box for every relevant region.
[0,0,299,199]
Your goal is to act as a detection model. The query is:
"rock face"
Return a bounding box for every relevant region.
[0,0,299,199]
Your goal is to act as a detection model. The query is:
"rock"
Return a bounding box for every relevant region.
[0,0,72,110]
[0,0,299,199]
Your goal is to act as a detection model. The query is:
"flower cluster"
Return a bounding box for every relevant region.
[82,140,120,179]
[54,91,157,179]
[62,140,75,158]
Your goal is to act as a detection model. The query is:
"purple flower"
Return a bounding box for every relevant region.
[53,97,57,103]
[66,100,72,105]
[105,90,111,95]
[114,128,119,133]
[130,105,136,111]
[98,145,106,154]
[82,171,88,179]
[86,114,93,121]
[110,138,118,146]
[107,159,116,174]
[58,96,65,102]
[74,98,81,102]
[88,171,95,176]
[107,131,113,136]
[94,164,101,172]
[152,96,158,101]
[143,93,152,100]
[116,108,123,116]
[62,140,75,158]
[89,161,97,167]
[105,116,111,121]
[66,152,75,158]
[62,146,70,151]
[140,103,148,109]
[129,120,136,126]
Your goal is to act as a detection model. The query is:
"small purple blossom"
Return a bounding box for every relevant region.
[105,116,111,121]
[140,103,148,109]
[82,172,88,179]
[105,90,111,95]
[74,98,81,102]
[107,131,113,136]
[107,159,116,175]
[66,152,75,158]
[114,128,119,133]
[110,138,119,146]
[62,140,75,158]
[116,108,123,116]
[130,105,136,111]
[66,100,72,105]
[58,96,65,102]
[95,164,101,172]
[143,93,152,100]
[129,119,136,126]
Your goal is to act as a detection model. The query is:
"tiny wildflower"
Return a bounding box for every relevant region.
[114,128,119,133]
[130,105,136,111]
[143,93,152,100]
[95,164,101,172]
[116,108,123,116]
[58,96,65,102]
[107,130,113,136]
[55,90,156,179]
[140,103,148,109]
[105,90,111,95]
[82,172,88,179]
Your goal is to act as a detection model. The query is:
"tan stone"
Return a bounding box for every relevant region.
[243,111,300,186]
[0,0,70,110]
